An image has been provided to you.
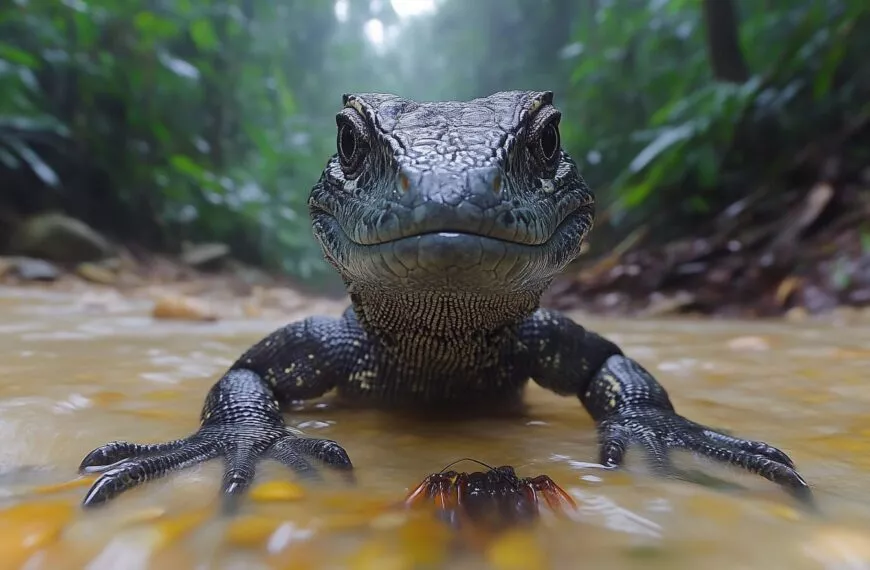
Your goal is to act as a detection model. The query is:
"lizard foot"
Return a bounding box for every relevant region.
[78,370,352,508]
[597,406,814,505]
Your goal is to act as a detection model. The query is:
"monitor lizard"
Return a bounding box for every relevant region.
[79,91,812,508]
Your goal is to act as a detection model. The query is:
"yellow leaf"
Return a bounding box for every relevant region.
[0,500,74,568]
[250,481,306,502]
[31,477,96,495]
[486,530,548,570]
[226,515,284,548]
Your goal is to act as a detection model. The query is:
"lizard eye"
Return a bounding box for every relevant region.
[335,109,369,177]
[539,121,560,163]
[528,108,562,171]
[338,124,356,163]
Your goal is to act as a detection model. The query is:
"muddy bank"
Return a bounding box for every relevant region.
[3,183,870,321]
[546,160,870,318]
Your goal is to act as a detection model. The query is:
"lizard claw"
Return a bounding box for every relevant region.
[268,436,354,480]
[79,369,354,508]
[79,439,188,473]
[80,434,222,506]
[597,406,814,505]
[79,427,353,508]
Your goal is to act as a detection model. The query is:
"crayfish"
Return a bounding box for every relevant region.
[404,459,577,532]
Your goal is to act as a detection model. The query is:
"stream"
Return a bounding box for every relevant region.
[0,287,869,569]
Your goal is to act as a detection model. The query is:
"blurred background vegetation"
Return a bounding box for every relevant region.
[1,0,868,311]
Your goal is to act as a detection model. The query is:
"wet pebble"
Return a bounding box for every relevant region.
[786,306,809,322]
[0,257,11,279]
[152,295,218,321]
[75,262,117,285]
[726,335,771,351]
[12,257,61,281]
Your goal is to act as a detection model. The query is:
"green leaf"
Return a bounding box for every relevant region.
[695,146,719,188]
[134,11,179,41]
[860,227,870,254]
[813,33,847,100]
[687,194,709,213]
[620,179,656,208]
[0,147,20,168]
[157,51,200,80]
[5,138,60,187]
[190,19,220,51]
[170,154,206,179]
[0,43,39,68]
[0,115,69,137]
[628,123,696,174]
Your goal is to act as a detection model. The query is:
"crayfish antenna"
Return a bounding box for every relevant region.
[438,457,496,473]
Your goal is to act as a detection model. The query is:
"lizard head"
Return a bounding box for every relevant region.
[309,91,594,296]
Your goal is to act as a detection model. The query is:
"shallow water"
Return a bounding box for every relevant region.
[0,286,869,569]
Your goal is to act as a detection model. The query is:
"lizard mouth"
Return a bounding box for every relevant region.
[321,192,593,248]
[346,204,588,247]
[311,200,593,293]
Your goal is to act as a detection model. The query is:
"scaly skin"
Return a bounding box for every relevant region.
[79,91,812,508]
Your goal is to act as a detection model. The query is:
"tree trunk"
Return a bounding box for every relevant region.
[702,0,750,83]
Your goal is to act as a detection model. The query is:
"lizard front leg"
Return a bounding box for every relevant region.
[79,314,363,508]
[517,309,813,504]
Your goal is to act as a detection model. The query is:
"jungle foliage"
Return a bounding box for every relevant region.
[1,0,867,280]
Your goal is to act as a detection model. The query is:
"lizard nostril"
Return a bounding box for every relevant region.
[492,174,502,194]
[399,173,411,192]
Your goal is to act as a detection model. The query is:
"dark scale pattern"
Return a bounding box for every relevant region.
[79,91,813,508]
[339,292,538,404]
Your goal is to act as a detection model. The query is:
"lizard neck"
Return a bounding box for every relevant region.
[349,289,541,338]
[348,288,541,369]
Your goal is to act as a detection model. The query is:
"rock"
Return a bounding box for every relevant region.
[7,212,113,262]
[152,295,218,321]
[180,242,230,270]
[75,262,117,285]
[640,291,696,317]
[785,306,809,322]
[726,335,771,351]
[228,259,272,285]
[0,257,11,279]
[12,257,61,281]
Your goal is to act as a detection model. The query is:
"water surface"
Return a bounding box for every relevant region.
[0,287,869,569]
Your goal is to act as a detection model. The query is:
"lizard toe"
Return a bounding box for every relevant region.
[698,429,796,468]
[678,432,813,505]
[82,436,221,507]
[596,405,814,507]
[267,435,354,482]
[289,437,353,470]
[79,439,188,472]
